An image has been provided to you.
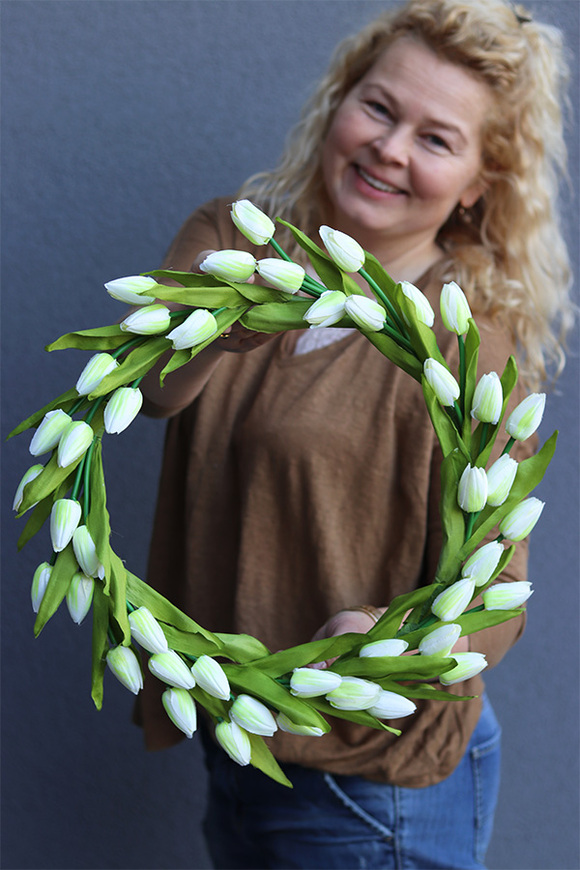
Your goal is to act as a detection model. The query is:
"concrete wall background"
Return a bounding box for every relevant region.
[1,2,578,868]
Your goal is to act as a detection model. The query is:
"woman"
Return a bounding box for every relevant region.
[137,1,573,867]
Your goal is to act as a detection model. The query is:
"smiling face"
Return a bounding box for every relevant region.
[321,37,492,270]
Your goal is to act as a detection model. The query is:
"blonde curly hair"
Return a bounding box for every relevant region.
[238,0,574,389]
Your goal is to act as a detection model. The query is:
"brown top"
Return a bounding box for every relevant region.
[137,198,534,787]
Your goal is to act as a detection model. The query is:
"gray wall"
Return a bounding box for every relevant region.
[1,2,578,869]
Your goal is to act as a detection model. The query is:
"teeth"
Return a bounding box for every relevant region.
[357,166,402,194]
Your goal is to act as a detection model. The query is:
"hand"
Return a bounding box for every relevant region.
[309,609,377,669]
[192,250,280,354]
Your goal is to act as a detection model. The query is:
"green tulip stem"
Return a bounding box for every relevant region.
[82,437,99,517]
[452,401,464,429]
[359,268,409,339]
[464,509,481,542]
[112,337,143,359]
[380,322,415,354]
[300,275,324,298]
[458,335,466,417]
[502,436,516,456]
[478,422,489,455]
[269,238,294,263]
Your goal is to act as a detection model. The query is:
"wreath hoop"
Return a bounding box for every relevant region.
[10,200,556,787]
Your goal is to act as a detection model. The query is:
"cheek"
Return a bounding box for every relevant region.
[323,106,363,165]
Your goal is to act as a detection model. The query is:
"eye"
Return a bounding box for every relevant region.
[365,100,393,120]
[423,133,451,151]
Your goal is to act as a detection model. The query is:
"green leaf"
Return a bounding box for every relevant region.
[159,305,250,381]
[393,283,442,364]
[108,550,131,644]
[247,733,293,788]
[364,330,423,381]
[91,583,110,710]
[17,495,54,550]
[214,632,271,662]
[33,544,78,637]
[87,439,113,592]
[8,388,81,439]
[18,452,80,515]
[145,271,286,304]
[434,450,469,585]
[88,336,170,398]
[276,219,344,291]
[369,586,436,639]
[125,571,221,646]
[377,681,473,702]
[47,325,128,352]
[361,251,398,300]
[161,625,226,658]
[223,665,329,731]
[462,320,481,443]
[422,379,467,459]
[332,654,454,681]
[306,696,401,735]
[252,634,366,676]
[240,300,313,333]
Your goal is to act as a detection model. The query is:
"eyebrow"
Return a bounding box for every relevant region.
[363,83,468,145]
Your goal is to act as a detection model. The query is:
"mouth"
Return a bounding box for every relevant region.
[355,165,406,195]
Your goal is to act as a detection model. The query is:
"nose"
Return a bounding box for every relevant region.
[372,127,410,166]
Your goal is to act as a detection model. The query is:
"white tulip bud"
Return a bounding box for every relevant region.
[303,290,347,329]
[72,524,105,579]
[50,498,82,552]
[483,581,533,610]
[75,353,119,396]
[148,650,196,689]
[190,655,231,700]
[230,200,275,246]
[104,386,143,434]
[162,687,197,738]
[440,281,472,335]
[423,358,460,407]
[486,455,518,507]
[66,572,95,625]
[230,694,278,737]
[439,652,487,685]
[461,541,504,587]
[13,464,44,512]
[471,372,503,424]
[400,281,435,327]
[319,226,365,272]
[31,562,52,613]
[290,667,342,697]
[458,464,488,513]
[200,250,257,283]
[326,677,381,711]
[128,606,169,655]
[166,309,218,351]
[120,303,171,335]
[57,420,94,468]
[106,645,143,695]
[505,393,546,441]
[344,295,386,332]
[431,577,475,622]
[359,638,409,658]
[104,275,158,305]
[215,719,252,766]
[418,623,461,657]
[255,258,305,293]
[276,712,325,737]
[499,497,545,541]
[368,690,417,719]
[29,410,72,456]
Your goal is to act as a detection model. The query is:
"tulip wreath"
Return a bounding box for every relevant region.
[10,200,556,786]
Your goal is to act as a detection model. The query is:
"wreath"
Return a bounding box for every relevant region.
[10,200,555,788]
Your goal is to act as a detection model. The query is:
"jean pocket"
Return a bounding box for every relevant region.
[322,772,395,842]
[470,723,502,865]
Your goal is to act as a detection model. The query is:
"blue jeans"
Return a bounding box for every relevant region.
[201,695,501,869]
